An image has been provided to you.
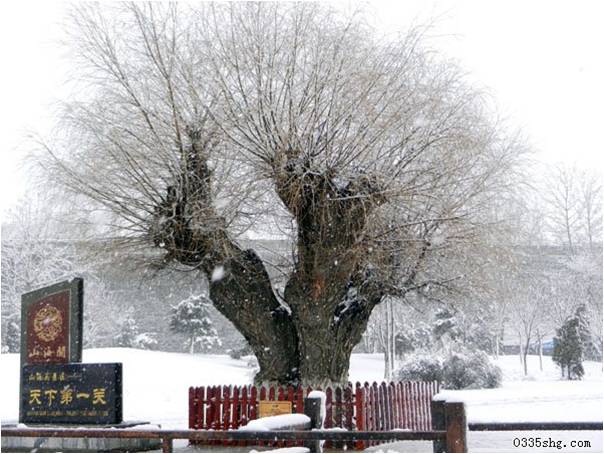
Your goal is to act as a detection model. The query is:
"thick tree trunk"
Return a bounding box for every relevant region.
[153,141,386,386]
[152,139,301,385]
[207,247,300,384]
[269,153,386,385]
[285,280,378,386]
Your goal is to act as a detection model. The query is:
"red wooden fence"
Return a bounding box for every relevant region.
[188,381,439,449]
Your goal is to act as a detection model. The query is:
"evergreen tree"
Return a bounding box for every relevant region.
[115,317,139,348]
[4,314,20,353]
[575,304,597,361]
[395,325,432,357]
[552,310,585,380]
[433,307,462,349]
[169,295,221,353]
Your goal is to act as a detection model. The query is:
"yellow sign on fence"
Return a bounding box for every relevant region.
[258,400,292,418]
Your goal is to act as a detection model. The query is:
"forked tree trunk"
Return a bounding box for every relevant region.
[285,278,378,386]
[153,141,385,386]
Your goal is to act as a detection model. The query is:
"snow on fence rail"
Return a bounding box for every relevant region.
[188,381,439,449]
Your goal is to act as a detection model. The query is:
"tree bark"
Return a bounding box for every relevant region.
[284,276,380,386]
[153,142,387,385]
[152,139,301,384]
[208,246,300,384]
[271,152,386,385]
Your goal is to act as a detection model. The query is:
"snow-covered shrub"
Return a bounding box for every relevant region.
[115,317,139,348]
[442,350,502,389]
[229,343,253,359]
[395,325,432,356]
[396,354,443,383]
[395,350,502,390]
[132,333,158,350]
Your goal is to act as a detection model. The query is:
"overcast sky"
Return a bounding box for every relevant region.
[0,0,603,218]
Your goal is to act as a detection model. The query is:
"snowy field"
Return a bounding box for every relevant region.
[1,350,602,452]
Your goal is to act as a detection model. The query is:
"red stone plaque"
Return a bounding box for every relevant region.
[20,278,83,368]
[25,291,70,364]
[19,278,84,423]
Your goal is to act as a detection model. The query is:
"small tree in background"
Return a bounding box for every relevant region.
[552,310,585,380]
[433,307,462,351]
[574,304,598,361]
[3,314,20,353]
[169,295,221,354]
[115,317,140,348]
[114,316,158,349]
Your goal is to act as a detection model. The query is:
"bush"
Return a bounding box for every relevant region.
[442,350,502,389]
[115,317,139,348]
[395,350,501,390]
[396,354,443,383]
[229,344,253,359]
[132,333,158,350]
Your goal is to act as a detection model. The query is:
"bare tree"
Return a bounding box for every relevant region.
[578,169,602,251]
[369,297,400,380]
[544,164,584,254]
[1,193,76,350]
[507,274,550,375]
[37,2,527,385]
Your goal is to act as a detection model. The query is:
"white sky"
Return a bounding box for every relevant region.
[0,0,603,217]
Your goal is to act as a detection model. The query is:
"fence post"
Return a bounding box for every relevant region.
[444,401,467,453]
[304,396,323,453]
[161,437,173,453]
[431,398,446,453]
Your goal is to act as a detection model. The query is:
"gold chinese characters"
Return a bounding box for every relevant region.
[28,387,107,406]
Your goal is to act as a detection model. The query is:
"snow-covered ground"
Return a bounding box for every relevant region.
[443,355,603,424]
[1,350,602,452]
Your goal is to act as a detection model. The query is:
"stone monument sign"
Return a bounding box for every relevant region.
[20,363,123,425]
[6,279,157,452]
[20,278,83,366]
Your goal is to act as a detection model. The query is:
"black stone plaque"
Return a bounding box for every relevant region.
[20,363,122,425]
